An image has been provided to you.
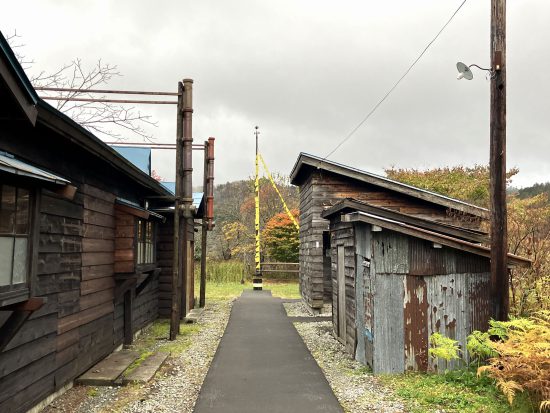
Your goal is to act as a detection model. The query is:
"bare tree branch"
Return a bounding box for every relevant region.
[7,32,158,141]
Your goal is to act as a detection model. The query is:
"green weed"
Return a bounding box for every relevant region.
[379,368,534,413]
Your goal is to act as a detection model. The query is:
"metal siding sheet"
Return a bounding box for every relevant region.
[408,238,456,275]
[373,232,409,275]
[426,273,470,371]
[373,274,405,373]
[468,272,492,332]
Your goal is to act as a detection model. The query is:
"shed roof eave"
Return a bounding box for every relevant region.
[343,211,530,268]
[321,198,489,243]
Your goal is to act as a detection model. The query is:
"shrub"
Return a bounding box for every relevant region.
[477,312,550,411]
[429,332,461,362]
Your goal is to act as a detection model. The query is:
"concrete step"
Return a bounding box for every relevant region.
[122,352,169,384]
[77,350,139,386]
[184,307,204,323]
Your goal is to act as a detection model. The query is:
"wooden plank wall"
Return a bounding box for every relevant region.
[157,216,173,318]
[156,216,194,318]
[57,184,116,386]
[330,218,357,356]
[0,189,81,412]
[114,210,135,273]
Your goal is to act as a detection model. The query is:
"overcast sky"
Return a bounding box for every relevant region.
[2,1,549,188]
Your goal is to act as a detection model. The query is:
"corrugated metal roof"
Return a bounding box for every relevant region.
[0,151,70,185]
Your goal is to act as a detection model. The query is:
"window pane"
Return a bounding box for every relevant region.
[0,185,16,234]
[12,238,28,284]
[137,220,143,241]
[0,237,14,286]
[146,222,152,242]
[16,188,30,234]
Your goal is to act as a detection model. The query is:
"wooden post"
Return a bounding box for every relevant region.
[200,137,215,307]
[124,288,134,345]
[170,81,184,340]
[181,79,194,317]
[199,140,208,308]
[490,0,508,320]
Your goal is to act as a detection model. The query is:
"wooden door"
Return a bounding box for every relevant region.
[337,245,346,342]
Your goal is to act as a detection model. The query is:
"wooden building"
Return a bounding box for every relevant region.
[289,153,489,312]
[321,199,530,373]
[0,33,198,412]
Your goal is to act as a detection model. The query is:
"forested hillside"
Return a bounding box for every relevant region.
[203,175,299,274]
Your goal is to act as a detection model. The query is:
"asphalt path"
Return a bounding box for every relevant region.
[194,290,343,413]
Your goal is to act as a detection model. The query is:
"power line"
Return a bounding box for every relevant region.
[323,0,468,160]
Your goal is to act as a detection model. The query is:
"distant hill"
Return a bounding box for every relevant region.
[517,182,550,199]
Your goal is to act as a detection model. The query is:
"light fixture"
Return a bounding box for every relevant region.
[456,62,494,80]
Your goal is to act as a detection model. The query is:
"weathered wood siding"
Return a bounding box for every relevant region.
[0,183,161,412]
[298,170,483,311]
[157,217,174,318]
[114,210,135,274]
[330,217,356,356]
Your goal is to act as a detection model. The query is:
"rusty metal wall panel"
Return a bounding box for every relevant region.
[404,276,429,371]
[373,274,405,373]
[373,232,409,275]
[408,238,456,275]
[426,273,470,371]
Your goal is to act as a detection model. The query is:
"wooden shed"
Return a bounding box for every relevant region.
[321,199,530,373]
[289,153,489,312]
[0,32,199,412]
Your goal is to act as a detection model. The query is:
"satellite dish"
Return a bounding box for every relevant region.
[456,62,473,80]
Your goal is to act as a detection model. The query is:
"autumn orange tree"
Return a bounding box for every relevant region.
[262,209,299,262]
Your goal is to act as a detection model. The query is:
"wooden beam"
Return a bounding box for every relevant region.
[0,297,45,352]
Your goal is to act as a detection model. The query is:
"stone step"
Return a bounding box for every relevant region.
[121,352,169,384]
[184,307,204,323]
[77,350,139,386]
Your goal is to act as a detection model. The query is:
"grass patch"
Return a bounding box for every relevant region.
[124,350,154,375]
[195,280,300,301]
[87,387,98,397]
[379,369,535,413]
[158,324,201,355]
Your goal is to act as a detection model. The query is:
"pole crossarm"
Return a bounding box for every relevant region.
[259,154,299,230]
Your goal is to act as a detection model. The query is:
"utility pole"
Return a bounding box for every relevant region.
[253,126,262,290]
[490,0,508,321]
[170,81,184,340]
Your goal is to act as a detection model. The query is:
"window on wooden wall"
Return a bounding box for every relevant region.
[137,219,155,265]
[0,184,32,299]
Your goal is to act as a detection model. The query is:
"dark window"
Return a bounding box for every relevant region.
[0,184,31,289]
[137,219,155,264]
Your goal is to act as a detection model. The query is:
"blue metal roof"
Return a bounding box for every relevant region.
[160,182,204,209]
[113,146,151,175]
[0,151,70,185]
